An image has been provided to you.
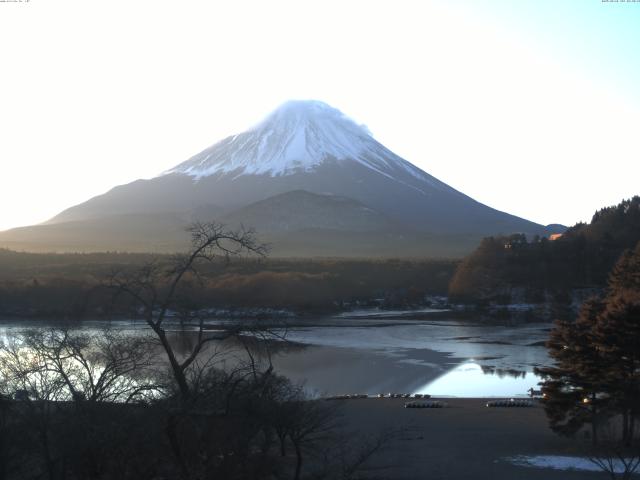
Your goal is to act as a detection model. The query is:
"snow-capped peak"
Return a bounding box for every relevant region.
[164,100,433,183]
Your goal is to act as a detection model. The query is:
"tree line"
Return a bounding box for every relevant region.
[0,249,457,319]
[449,196,640,303]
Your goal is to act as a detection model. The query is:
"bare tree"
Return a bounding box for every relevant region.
[6,329,161,404]
[107,222,267,401]
[285,399,340,480]
[589,453,640,480]
[586,421,640,480]
[0,328,164,480]
[331,430,396,480]
[105,222,271,479]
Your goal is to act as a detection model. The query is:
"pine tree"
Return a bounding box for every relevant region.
[536,299,610,443]
[608,242,640,295]
[594,243,640,445]
[592,292,640,445]
[538,242,640,445]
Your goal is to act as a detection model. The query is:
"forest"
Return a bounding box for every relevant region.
[0,249,456,319]
[448,197,640,303]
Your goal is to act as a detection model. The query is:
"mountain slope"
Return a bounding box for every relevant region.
[0,213,189,253]
[164,100,449,184]
[0,100,554,256]
[220,190,397,233]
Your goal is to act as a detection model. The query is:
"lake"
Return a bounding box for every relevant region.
[0,309,553,398]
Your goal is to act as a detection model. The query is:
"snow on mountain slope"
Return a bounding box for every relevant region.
[164,100,443,190]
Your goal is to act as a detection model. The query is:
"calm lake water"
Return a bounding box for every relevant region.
[0,310,552,398]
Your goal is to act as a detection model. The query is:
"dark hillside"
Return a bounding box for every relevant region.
[449,197,640,302]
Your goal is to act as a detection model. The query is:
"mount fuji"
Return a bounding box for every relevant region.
[0,100,559,256]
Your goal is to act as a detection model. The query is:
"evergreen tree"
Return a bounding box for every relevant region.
[449,197,640,302]
[536,299,610,444]
[593,244,640,445]
[593,295,640,445]
[608,242,640,295]
[538,243,640,445]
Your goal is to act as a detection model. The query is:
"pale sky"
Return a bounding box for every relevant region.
[1,0,639,231]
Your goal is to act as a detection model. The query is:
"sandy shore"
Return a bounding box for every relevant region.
[330,397,602,480]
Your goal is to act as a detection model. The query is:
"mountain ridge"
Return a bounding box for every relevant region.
[0,100,561,256]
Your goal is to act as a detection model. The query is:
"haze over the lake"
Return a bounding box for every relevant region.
[1,0,639,231]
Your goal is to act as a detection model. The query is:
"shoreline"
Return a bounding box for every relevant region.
[0,314,554,332]
[0,303,558,326]
[0,317,551,398]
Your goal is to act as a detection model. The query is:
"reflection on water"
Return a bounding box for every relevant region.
[480,366,527,379]
[257,318,552,397]
[415,362,541,398]
[0,316,553,398]
[283,320,551,372]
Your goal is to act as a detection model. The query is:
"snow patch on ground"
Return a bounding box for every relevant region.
[507,455,640,474]
[334,308,449,318]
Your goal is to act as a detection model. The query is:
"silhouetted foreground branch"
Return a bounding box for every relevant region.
[0,223,388,480]
[107,222,268,401]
